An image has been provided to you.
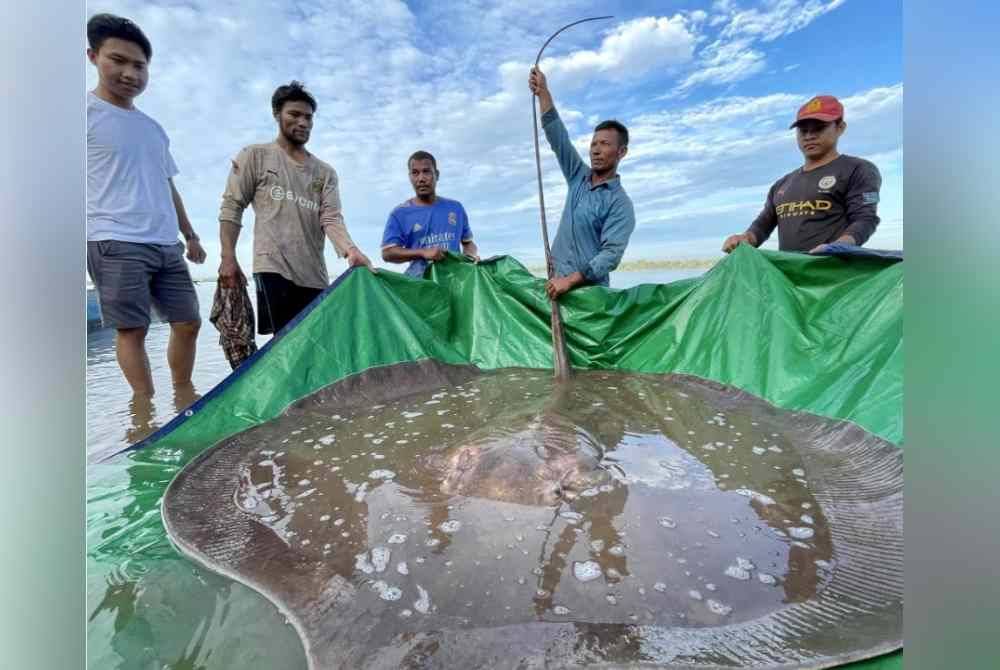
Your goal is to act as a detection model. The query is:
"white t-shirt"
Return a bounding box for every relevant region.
[87,91,181,244]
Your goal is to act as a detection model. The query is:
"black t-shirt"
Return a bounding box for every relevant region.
[748,154,882,252]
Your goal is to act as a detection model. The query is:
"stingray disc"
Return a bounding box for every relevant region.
[163,362,902,669]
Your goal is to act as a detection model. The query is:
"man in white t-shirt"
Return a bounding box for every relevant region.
[86,13,206,398]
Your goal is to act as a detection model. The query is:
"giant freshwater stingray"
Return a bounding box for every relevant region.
[163,360,902,670]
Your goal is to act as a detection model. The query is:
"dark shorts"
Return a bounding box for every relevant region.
[254,272,323,335]
[87,240,200,329]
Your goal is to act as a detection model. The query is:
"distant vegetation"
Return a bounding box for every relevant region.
[617,258,718,271]
[527,258,718,274]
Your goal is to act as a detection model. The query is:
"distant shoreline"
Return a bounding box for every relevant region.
[526,258,718,274]
[170,258,719,284]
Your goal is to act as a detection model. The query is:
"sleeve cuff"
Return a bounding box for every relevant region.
[218,212,244,227]
[541,107,559,127]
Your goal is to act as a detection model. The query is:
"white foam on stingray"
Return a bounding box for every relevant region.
[725,565,750,581]
[734,488,776,505]
[414,585,431,614]
[438,520,461,533]
[707,599,732,615]
[371,580,402,601]
[354,553,375,574]
[573,561,602,582]
[370,546,391,573]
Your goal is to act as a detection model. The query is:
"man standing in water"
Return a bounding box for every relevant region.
[86,13,206,397]
[722,95,882,254]
[528,67,636,299]
[381,150,478,277]
[218,81,374,335]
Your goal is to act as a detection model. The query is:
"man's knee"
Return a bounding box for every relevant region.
[171,319,201,338]
[117,326,149,343]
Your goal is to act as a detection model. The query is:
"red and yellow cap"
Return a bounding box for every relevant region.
[790,95,844,128]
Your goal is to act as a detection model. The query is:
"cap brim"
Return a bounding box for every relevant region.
[790,113,841,129]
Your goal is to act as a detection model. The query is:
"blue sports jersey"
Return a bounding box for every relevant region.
[381,197,473,277]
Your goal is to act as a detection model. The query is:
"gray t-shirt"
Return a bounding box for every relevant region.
[748,154,882,252]
[218,142,356,290]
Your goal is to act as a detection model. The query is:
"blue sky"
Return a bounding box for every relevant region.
[87,0,903,275]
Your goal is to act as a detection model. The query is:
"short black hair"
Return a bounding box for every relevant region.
[271,81,317,115]
[87,13,152,61]
[408,150,438,173]
[594,119,629,148]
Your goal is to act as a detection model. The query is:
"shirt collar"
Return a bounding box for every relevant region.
[586,171,622,192]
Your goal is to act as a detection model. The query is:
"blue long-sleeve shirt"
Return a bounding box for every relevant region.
[542,107,635,287]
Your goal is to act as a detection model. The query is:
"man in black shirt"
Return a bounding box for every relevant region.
[722,95,882,254]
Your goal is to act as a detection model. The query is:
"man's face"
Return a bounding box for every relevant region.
[276,100,314,146]
[87,38,148,102]
[409,159,438,198]
[795,119,844,160]
[590,129,626,173]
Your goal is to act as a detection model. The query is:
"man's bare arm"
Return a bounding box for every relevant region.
[382,246,444,263]
[461,239,479,260]
[169,179,206,263]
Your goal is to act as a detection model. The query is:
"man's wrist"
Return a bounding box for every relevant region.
[182,230,199,242]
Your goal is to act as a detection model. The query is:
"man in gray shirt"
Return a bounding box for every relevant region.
[722,95,882,254]
[529,67,636,299]
[218,81,373,335]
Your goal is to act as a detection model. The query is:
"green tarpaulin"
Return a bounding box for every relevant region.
[91,244,902,669]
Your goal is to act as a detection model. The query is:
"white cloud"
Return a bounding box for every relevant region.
[676,40,766,91]
[674,0,848,93]
[538,15,696,89]
[720,0,848,42]
[840,84,904,121]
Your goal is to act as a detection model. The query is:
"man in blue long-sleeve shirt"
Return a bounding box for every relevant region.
[529,67,636,299]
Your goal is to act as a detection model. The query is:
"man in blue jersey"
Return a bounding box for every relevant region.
[381,151,478,277]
